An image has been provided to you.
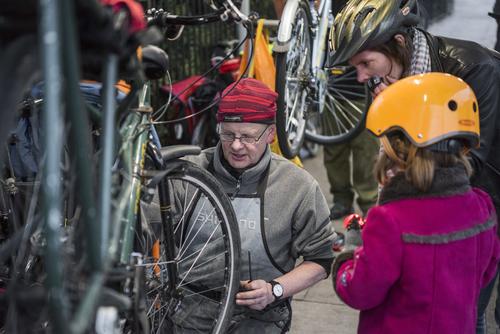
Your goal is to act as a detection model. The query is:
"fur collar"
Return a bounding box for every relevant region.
[379,165,471,205]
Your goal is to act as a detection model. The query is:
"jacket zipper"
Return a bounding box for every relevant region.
[231,176,242,200]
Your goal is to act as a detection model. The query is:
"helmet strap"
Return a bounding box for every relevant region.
[428,139,463,154]
[406,144,418,165]
[380,136,407,169]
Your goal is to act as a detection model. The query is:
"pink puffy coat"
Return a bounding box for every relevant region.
[333,166,500,334]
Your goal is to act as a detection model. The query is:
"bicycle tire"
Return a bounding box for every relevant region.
[141,159,240,334]
[275,0,312,159]
[304,66,371,144]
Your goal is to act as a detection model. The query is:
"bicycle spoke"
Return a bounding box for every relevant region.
[177,235,225,265]
[179,267,228,290]
[177,220,220,288]
[183,284,228,300]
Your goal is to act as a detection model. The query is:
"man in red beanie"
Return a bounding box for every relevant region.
[184,78,335,332]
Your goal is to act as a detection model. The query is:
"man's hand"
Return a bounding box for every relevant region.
[235,279,275,310]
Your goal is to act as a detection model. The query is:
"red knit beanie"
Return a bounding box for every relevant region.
[216,78,277,124]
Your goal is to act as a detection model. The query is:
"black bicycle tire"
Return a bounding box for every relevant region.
[304,66,371,144]
[146,159,240,334]
[275,0,312,159]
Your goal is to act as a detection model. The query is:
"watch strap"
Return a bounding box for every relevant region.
[269,280,283,300]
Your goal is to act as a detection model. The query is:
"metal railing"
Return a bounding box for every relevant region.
[138,0,275,80]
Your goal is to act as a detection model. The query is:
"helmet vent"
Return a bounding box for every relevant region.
[448,100,458,111]
[473,102,478,112]
[354,6,375,27]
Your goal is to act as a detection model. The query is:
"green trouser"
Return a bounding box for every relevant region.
[323,129,379,214]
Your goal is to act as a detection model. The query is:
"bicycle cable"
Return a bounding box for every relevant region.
[151,24,255,125]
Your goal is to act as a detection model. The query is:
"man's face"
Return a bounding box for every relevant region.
[219,122,275,172]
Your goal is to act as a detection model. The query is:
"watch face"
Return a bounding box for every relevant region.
[273,283,283,297]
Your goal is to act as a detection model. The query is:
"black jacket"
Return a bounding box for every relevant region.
[423,30,500,213]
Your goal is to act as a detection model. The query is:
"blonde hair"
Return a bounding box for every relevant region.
[374,134,472,192]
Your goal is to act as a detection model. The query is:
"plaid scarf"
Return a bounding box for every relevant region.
[409,28,432,75]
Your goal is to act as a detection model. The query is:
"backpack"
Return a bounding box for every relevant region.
[6,98,41,181]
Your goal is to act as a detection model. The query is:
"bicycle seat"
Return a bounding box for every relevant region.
[142,45,169,80]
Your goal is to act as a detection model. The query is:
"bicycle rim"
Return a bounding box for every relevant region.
[275,1,311,159]
[142,160,240,334]
[305,66,370,144]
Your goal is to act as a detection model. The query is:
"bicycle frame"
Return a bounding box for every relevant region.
[41,0,154,332]
[274,0,332,120]
[275,0,331,77]
[28,0,248,331]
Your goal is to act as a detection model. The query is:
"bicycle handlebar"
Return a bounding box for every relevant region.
[147,0,250,28]
[147,9,225,27]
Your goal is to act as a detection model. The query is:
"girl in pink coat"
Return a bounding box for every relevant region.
[332,73,500,334]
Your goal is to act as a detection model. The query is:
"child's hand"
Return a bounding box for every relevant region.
[344,229,362,251]
[343,214,365,251]
[343,214,366,231]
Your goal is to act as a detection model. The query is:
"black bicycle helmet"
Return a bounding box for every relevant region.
[327,0,421,67]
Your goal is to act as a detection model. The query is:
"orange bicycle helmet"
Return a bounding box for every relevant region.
[328,0,420,67]
[366,73,480,151]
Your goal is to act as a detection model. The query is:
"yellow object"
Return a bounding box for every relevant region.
[80,79,131,94]
[366,73,480,148]
[239,19,303,167]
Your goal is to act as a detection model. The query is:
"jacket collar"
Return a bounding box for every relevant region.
[419,29,444,72]
[213,143,271,186]
[379,165,471,205]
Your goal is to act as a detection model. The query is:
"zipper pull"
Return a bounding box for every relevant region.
[231,176,241,200]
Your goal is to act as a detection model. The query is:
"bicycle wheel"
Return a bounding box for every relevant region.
[0,109,84,332]
[0,36,48,332]
[275,0,312,159]
[305,66,371,144]
[141,159,240,334]
[0,34,102,333]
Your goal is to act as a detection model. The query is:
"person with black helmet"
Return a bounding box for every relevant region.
[320,0,380,223]
[328,0,500,331]
[331,72,500,333]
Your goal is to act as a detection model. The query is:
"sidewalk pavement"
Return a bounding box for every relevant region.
[291,2,498,332]
[291,149,357,334]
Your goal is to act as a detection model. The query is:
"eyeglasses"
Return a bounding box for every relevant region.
[219,125,270,144]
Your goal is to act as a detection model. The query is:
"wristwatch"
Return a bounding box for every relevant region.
[269,280,284,301]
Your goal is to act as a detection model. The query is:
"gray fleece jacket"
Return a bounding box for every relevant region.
[187,144,335,275]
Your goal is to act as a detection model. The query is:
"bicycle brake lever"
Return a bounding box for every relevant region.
[223,0,249,23]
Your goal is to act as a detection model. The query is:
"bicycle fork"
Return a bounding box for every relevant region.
[157,177,181,302]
